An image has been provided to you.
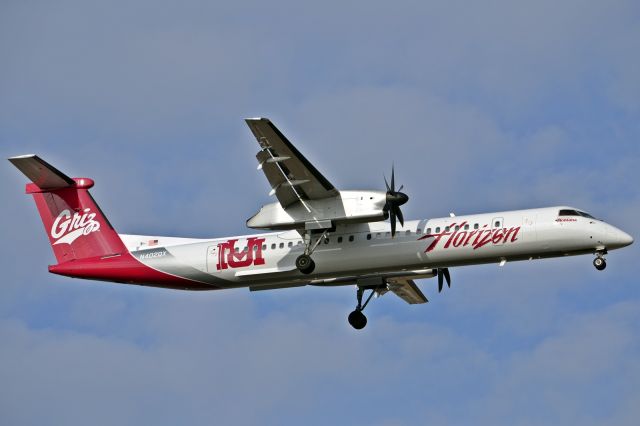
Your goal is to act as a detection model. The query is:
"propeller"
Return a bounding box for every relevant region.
[437,268,451,293]
[384,165,409,237]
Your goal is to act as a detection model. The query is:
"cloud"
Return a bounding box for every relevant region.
[1,297,639,425]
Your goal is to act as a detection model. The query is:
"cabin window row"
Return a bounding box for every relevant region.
[239,227,429,251]
[237,234,361,252]
[423,222,502,235]
[235,221,506,251]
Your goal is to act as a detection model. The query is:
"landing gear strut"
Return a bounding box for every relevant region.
[295,229,329,274]
[593,252,607,271]
[348,286,377,330]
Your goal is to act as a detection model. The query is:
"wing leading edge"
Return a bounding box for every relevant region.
[245,118,339,208]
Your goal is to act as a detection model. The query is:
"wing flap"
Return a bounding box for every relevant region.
[386,279,428,304]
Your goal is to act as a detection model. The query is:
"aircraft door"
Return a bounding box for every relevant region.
[206,245,218,273]
[487,217,505,251]
[521,215,536,242]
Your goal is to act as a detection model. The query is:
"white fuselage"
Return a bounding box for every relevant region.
[120,206,633,290]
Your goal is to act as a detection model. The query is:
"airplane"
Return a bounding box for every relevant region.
[9,118,634,329]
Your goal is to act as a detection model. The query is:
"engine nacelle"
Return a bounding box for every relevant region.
[247,190,388,230]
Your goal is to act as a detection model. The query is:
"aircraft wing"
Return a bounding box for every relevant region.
[245,118,340,208]
[386,278,428,304]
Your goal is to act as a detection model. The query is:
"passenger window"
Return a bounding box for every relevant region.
[474,223,479,230]
[464,224,469,230]
[426,228,431,234]
[271,243,276,249]
[494,220,501,227]
[417,228,422,235]
[253,245,258,251]
[455,225,459,231]
[279,243,284,249]
[288,242,293,248]
[435,227,440,233]
[338,236,343,243]
[366,234,372,240]
[243,247,247,252]
[445,226,450,232]
[349,235,354,242]
[234,247,240,253]
[405,230,411,236]
[376,233,382,239]
[262,244,266,250]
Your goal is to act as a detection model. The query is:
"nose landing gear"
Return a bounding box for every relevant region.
[348,286,378,330]
[593,251,607,271]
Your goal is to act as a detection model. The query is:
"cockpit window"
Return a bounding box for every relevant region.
[577,211,596,220]
[558,209,597,220]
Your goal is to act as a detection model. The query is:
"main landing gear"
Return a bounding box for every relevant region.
[295,229,329,274]
[348,286,378,330]
[593,251,607,271]
[295,254,315,274]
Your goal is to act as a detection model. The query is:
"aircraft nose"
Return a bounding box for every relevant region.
[618,230,634,247]
[606,226,634,249]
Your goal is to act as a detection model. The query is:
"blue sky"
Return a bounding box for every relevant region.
[1,1,639,424]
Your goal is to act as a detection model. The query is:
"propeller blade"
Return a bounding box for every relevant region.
[395,205,404,227]
[390,208,397,237]
[398,184,404,192]
[384,164,408,237]
[438,269,444,293]
[391,165,395,192]
[443,268,451,288]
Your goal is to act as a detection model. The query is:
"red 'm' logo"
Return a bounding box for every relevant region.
[216,237,266,270]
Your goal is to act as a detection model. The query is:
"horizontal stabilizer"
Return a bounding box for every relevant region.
[8,154,75,190]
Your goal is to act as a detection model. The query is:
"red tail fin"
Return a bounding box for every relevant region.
[9,155,126,264]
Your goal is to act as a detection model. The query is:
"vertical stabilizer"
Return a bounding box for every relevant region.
[9,155,127,264]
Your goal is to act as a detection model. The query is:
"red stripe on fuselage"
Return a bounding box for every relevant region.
[48,252,216,291]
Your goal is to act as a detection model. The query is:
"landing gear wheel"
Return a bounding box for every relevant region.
[593,257,607,271]
[348,310,367,330]
[296,254,315,274]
